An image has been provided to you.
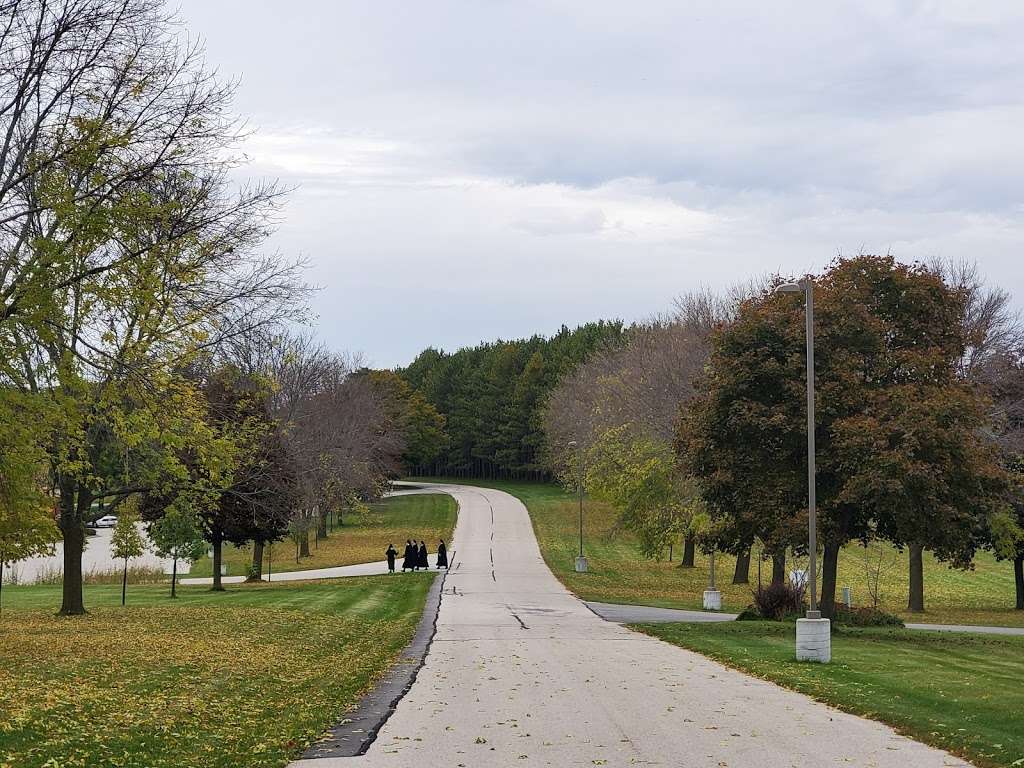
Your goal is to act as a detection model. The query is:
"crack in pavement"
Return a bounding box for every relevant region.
[505,604,530,630]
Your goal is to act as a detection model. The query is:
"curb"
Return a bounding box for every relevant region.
[297,569,447,759]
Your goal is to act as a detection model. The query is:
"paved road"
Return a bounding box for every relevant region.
[295,483,970,768]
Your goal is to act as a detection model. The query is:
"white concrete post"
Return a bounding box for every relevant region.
[796,617,831,663]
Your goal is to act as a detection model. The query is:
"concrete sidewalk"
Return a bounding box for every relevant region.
[904,622,1024,636]
[181,484,448,586]
[180,555,444,586]
[585,601,738,624]
[586,600,1024,636]
[291,483,971,768]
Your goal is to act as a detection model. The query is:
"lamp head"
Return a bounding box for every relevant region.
[775,281,803,293]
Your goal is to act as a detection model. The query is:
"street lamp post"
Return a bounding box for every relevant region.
[703,549,721,610]
[567,441,588,573]
[775,277,830,663]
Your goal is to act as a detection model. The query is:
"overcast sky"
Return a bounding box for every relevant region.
[177,1,1024,368]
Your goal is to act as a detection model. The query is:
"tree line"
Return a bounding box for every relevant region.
[0,0,438,612]
[397,321,626,480]
[541,257,1024,614]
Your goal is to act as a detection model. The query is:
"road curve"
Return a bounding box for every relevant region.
[296,483,970,768]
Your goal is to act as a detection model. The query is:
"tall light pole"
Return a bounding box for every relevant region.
[775,277,830,662]
[567,441,588,573]
[703,548,721,610]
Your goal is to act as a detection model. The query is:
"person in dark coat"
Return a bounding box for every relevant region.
[401,539,414,571]
[436,539,448,569]
[418,540,428,570]
[386,543,398,573]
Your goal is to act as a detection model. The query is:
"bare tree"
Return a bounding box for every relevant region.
[929,259,1024,455]
[542,282,768,571]
[249,335,405,563]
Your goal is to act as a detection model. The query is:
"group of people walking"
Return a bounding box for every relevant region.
[385,539,449,572]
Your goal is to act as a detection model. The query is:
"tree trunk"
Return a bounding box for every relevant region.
[58,481,88,616]
[732,547,751,584]
[211,537,225,591]
[317,509,328,540]
[680,535,696,568]
[0,560,4,616]
[1014,555,1023,610]
[908,542,925,613]
[171,556,178,598]
[771,548,786,586]
[59,518,86,615]
[819,541,841,618]
[299,527,311,558]
[249,540,264,582]
[121,559,128,606]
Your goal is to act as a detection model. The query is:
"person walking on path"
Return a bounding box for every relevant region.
[386,543,398,573]
[436,539,448,569]
[418,540,429,570]
[401,540,415,572]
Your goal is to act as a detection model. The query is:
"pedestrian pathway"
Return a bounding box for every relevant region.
[585,600,738,624]
[904,622,1024,636]
[586,600,1024,636]
[290,483,971,767]
[180,486,447,586]
[179,555,442,586]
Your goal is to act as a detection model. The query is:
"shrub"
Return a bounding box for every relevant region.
[749,581,807,621]
[833,605,904,627]
[25,564,167,586]
[85,564,166,585]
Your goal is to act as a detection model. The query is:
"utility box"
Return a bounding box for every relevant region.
[842,586,852,607]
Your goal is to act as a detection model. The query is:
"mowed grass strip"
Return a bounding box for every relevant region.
[636,621,1024,768]
[188,492,457,578]
[410,478,1024,627]
[0,576,435,768]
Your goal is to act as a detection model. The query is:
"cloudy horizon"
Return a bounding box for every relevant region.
[177,1,1024,368]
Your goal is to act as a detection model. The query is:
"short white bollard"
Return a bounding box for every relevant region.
[702,589,721,611]
[796,617,831,663]
[575,556,588,573]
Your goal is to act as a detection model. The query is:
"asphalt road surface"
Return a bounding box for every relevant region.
[295,483,970,768]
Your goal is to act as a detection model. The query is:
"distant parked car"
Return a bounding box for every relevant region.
[94,515,118,528]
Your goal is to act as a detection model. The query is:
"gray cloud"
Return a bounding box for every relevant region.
[177,0,1024,367]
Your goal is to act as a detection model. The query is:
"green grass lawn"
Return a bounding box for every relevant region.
[637,621,1024,768]
[410,477,1024,627]
[187,492,457,578]
[0,575,435,768]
